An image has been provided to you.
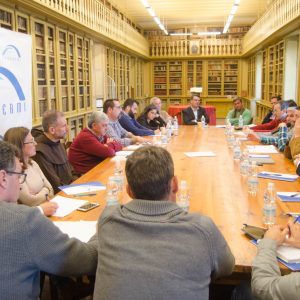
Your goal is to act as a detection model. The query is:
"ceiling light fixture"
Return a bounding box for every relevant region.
[197,31,221,36]
[170,33,192,36]
[140,0,168,35]
[223,1,240,33]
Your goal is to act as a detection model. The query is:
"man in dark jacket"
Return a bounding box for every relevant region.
[182,95,209,125]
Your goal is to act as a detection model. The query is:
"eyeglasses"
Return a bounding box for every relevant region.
[23,139,36,145]
[5,170,27,184]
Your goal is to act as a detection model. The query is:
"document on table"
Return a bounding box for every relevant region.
[184,151,216,157]
[59,181,105,195]
[215,125,226,128]
[53,221,97,242]
[258,172,298,182]
[125,144,143,150]
[115,150,134,156]
[50,196,88,217]
[248,154,274,164]
[247,145,278,154]
[277,192,300,202]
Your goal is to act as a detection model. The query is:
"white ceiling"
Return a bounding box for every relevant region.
[109,0,273,30]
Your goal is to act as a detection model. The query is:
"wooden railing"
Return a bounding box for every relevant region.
[149,38,242,58]
[243,0,300,55]
[28,0,149,57]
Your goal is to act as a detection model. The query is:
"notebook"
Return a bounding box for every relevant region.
[277,244,300,264]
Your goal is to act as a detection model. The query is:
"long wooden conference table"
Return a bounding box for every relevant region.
[52,125,300,279]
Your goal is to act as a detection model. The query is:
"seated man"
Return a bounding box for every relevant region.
[68,112,122,174]
[150,96,171,124]
[285,109,300,160]
[226,97,252,126]
[251,101,287,132]
[33,110,76,193]
[94,146,235,300]
[262,95,281,124]
[182,95,210,125]
[119,99,155,136]
[252,221,300,299]
[248,106,298,152]
[104,99,146,147]
[0,141,97,299]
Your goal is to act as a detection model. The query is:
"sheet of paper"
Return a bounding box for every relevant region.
[277,192,300,201]
[248,154,270,158]
[259,172,298,179]
[111,156,127,162]
[184,151,216,157]
[234,131,247,137]
[50,196,87,217]
[115,151,134,156]
[53,221,97,243]
[277,244,300,263]
[59,181,105,195]
[125,144,142,150]
[247,145,278,154]
[215,125,226,128]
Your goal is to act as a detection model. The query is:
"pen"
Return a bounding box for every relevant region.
[290,192,300,198]
[73,193,97,197]
[294,215,300,224]
[260,173,282,176]
[285,212,300,216]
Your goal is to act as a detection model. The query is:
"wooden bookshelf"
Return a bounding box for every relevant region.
[224,60,238,96]
[153,61,167,96]
[169,61,182,96]
[207,60,222,96]
[248,56,256,98]
[187,60,203,95]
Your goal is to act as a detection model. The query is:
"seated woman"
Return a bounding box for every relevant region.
[4,127,57,216]
[137,104,166,131]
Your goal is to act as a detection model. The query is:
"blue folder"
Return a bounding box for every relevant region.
[258,172,298,182]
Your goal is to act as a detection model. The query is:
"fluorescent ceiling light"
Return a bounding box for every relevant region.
[153,16,160,25]
[163,29,168,35]
[147,7,156,17]
[227,14,234,23]
[170,33,192,36]
[197,31,221,36]
[230,4,238,15]
[159,24,165,30]
[141,0,150,8]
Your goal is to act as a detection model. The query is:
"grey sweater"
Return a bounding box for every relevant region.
[0,201,98,300]
[252,238,300,300]
[94,199,235,300]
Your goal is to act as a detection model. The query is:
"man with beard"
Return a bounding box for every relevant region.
[119,99,157,136]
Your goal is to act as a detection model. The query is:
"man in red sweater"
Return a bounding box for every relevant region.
[251,102,287,132]
[68,112,122,174]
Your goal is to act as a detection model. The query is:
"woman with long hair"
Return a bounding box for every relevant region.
[137,104,166,131]
[4,127,57,216]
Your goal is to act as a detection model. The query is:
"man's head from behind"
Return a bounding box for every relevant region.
[0,141,22,203]
[123,99,139,119]
[125,146,178,201]
[103,99,122,121]
[42,110,68,141]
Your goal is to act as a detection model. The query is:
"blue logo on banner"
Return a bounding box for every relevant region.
[0,66,25,101]
[2,45,21,60]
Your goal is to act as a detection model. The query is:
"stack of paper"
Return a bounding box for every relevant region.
[258,172,298,182]
[184,151,216,157]
[53,221,97,242]
[59,181,105,195]
[248,154,274,164]
[277,244,300,263]
[277,192,300,202]
[50,196,88,217]
[247,145,278,154]
[115,150,134,156]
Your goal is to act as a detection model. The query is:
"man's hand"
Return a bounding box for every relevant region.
[154,129,160,135]
[278,122,287,128]
[132,136,147,144]
[247,133,260,142]
[40,201,58,216]
[285,220,300,248]
[293,154,300,167]
[107,137,115,144]
[264,225,289,246]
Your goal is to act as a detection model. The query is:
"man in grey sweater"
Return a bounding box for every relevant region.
[0,141,97,300]
[94,145,235,300]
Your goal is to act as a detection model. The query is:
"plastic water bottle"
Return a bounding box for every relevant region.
[248,161,259,196]
[201,115,206,128]
[177,180,190,212]
[263,182,277,226]
[105,176,119,206]
[173,116,179,136]
[227,127,235,148]
[238,115,244,128]
[233,139,241,160]
[240,149,250,176]
[166,121,172,140]
[113,160,124,193]
[225,118,231,135]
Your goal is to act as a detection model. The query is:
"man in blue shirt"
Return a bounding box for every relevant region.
[119,99,157,136]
